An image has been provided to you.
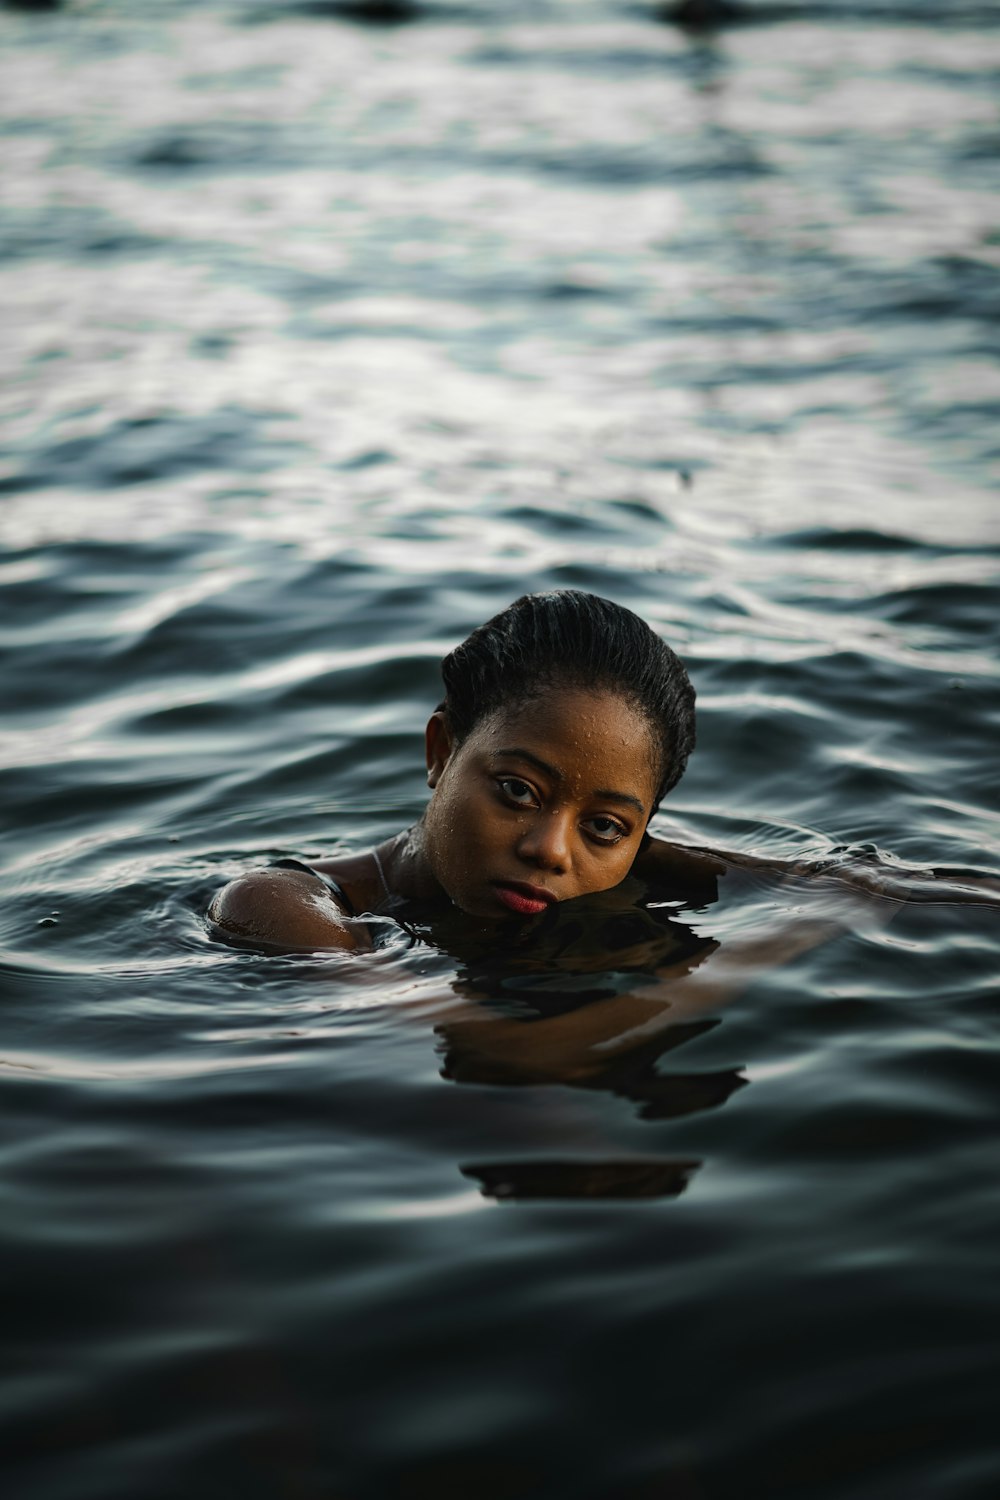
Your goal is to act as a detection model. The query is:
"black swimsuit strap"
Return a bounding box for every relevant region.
[271,858,358,918]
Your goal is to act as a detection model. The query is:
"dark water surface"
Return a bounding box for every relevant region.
[2,2,1000,1497]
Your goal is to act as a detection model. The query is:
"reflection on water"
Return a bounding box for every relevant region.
[462,1156,701,1201]
[2,0,999,1496]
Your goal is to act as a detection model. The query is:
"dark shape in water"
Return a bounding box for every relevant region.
[277,0,419,22]
[592,1048,749,1121]
[3,0,62,10]
[662,0,745,29]
[462,1157,701,1201]
[135,134,215,170]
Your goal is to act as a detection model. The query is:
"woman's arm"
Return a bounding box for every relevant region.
[429,841,1000,1088]
[636,835,1000,908]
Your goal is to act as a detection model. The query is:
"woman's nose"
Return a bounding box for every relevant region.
[517,811,571,872]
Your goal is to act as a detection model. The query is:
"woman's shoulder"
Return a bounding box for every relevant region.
[208,860,369,953]
[633,835,725,900]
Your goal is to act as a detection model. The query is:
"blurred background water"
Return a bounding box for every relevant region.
[1,1,999,1497]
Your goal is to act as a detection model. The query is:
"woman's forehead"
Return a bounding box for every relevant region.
[472,686,661,803]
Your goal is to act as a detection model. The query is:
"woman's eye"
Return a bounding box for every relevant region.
[498,777,536,806]
[586,816,627,844]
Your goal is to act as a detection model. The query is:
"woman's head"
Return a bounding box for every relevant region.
[439,590,695,808]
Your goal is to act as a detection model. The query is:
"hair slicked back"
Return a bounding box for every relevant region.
[440,591,695,806]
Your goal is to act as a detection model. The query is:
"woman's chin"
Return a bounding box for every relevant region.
[446,890,534,926]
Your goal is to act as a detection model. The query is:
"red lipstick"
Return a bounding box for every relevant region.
[492,881,556,917]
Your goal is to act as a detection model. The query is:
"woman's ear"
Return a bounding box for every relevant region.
[425,711,453,788]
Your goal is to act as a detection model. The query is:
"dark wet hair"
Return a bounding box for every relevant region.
[439,591,696,808]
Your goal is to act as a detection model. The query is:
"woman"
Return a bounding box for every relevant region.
[209,590,720,952]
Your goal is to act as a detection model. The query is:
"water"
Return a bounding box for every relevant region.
[2,1,999,1496]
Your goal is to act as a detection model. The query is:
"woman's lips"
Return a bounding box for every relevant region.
[492,881,556,917]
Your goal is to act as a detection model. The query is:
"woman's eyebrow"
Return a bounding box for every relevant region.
[495,746,561,780]
[594,788,646,817]
[494,747,646,816]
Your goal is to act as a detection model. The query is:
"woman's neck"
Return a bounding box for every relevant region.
[377,824,441,903]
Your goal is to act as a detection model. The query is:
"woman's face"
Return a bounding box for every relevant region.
[420,685,662,919]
